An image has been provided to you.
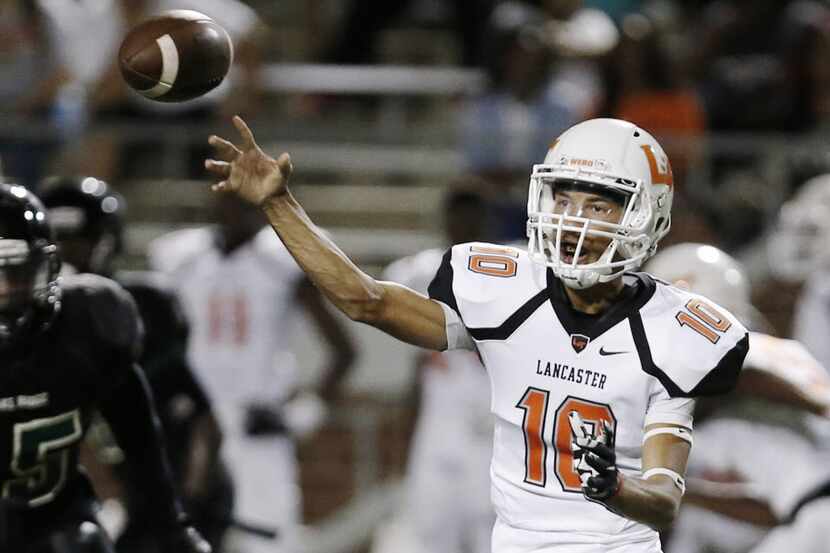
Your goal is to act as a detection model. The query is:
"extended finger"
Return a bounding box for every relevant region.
[584,443,615,462]
[211,180,238,193]
[208,135,242,161]
[277,152,293,178]
[602,420,615,446]
[584,451,613,473]
[233,115,257,151]
[569,411,587,439]
[205,159,231,178]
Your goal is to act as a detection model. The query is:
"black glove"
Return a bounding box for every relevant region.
[570,414,621,502]
[160,525,212,553]
[244,403,288,436]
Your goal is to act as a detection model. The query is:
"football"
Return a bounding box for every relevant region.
[118,10,233,103]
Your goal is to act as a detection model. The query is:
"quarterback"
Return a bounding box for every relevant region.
[205,117,749,552]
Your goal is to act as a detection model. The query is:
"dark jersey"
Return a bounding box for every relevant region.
[0,274,182,545]
[115,272,232,515]
[117,271,210,474]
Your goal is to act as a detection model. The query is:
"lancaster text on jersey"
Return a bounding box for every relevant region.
[535,359,608,389]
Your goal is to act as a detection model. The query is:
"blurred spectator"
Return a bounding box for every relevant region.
[538,0,618,118]
[463,2,577,178]
[0,0,71,187]
[57,0,265,181]
[582,0,643,21]
[149,194,356,553]
[604,12,705,178]
[768,174,830,373]
[692,0,830,132]
[321,0,496,67]
[460,1,579,241]
[372,183,495,553]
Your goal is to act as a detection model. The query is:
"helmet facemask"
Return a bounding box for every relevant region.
[0,239,60,346]
[527,167,665,289]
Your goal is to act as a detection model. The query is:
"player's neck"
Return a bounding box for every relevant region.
[563,277,625,315]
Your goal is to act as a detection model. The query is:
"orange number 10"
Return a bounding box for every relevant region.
[517,388,549,486]
[676,298,732,344]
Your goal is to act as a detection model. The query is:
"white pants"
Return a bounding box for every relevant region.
[750,498,830,553]
[221,433,300,553]
[491,519,663,553]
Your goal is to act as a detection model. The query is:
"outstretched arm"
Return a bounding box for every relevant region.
[205,117,448,351]
[683,478,778,527]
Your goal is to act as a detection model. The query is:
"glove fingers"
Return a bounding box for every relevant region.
[585,443,616,463]
[602,420,615,446]
[584,451,613,472]
[569,411,588,439]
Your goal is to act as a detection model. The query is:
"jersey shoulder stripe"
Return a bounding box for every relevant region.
[635,280,749,397]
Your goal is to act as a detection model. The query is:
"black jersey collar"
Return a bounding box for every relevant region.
[546,269,656,341]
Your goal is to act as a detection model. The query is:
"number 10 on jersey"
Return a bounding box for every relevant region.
[517,388,616,492]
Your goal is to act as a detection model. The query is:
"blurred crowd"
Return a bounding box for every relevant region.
[4,0,830,255]
[5,1,830,553]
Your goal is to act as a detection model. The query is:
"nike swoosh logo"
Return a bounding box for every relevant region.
[599,347,628,356]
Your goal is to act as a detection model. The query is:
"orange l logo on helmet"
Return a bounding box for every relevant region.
[640,145,674,188]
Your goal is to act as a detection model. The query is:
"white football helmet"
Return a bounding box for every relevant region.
[646,242,776,331]
[768,174,830,281]
[646,243,750,314]
[527,118,674,289]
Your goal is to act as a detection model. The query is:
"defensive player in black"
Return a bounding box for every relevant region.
[0,182,211,553]
[39,177,234,552]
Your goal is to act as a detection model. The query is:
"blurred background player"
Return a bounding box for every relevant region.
[372,183,495,553]
[0,182,210,553]
[770,173,830,375]
[38,176,234,553]
[148,193,356,553]
[645,243,830,553]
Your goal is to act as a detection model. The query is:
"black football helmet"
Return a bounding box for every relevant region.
[39,176,125,276]
[0,184,61,346]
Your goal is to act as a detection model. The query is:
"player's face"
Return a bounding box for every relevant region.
[214,195,263,246]
[541,183,626,265]
[0,261,43,315]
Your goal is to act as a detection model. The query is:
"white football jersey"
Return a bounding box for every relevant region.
[429,242,749,546]
[148,227,304,431]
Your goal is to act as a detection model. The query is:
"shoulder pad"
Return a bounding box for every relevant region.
[427,242,546,330]
[633,280,749,397]
[147,227,213,273]
[116,270,187,336]
[61,274,144,359]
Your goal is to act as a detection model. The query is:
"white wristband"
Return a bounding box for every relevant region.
[642,468,686,494]
[643,426,693,446]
